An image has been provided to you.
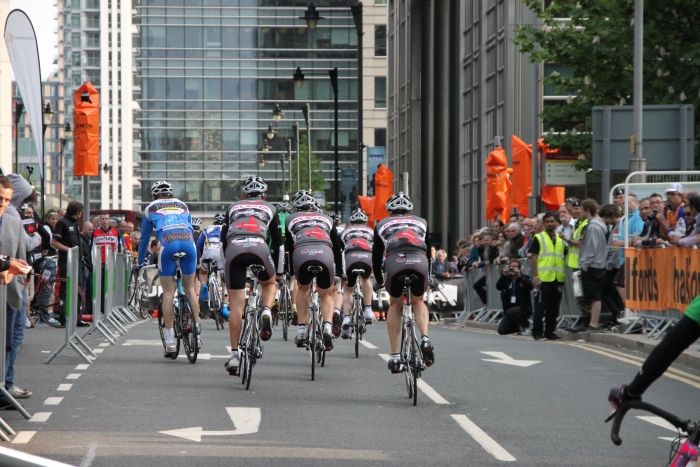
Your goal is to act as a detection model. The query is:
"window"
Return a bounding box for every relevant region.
[374,77,386,108]
[374,128,386,147]
[374,25,386,57]
[375,0,387,4]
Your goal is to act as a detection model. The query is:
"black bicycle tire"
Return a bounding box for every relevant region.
[281,288,289,341]
[171,300,181,360]
[354,296,363,358]
[136,283,150,319]
[311,306,316,381]
[245,309,258,390]
[240,310,250,384]
[401,320,413,400]
[157,307,166,350]
[212,279,224,330]
[411,327,419,406]
[179,296,198,363]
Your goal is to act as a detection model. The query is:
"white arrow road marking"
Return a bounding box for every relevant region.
[377,354,450,404]
[480,351,541,368]
[451,414,517,462]
[360,339,377,349]
[636,415,679,432]
[176,353,229,360]
[160,407,261,442]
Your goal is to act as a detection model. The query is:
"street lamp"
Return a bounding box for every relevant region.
[265,124,276,141]
[41,102,54,217]
[59,122,72,208]
[272,104,283,122]
[292,122,300,191]
[351,2,365,198]
[14,99,24,174]
[300,2,324,30]
[302,103,312,192]
[293,67,305,89]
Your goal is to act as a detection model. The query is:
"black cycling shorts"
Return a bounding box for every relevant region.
[384,250,429,298]
[344,250,372,287]
[224,236,275,290]
[293,243,335,289]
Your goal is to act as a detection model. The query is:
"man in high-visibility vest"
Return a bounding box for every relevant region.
[529,211,566,340]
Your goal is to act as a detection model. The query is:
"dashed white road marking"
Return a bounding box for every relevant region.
[98,343,110,347]
[57,384,73,392]
[377,353,450,405]
[66,373,81,380]
[93,348,104,354]
[30,412,52,423]
[44,397,63,406]
[75,364,90,370]
[451,414,517,462]
[359,339,378,349]
[11,431,36,444]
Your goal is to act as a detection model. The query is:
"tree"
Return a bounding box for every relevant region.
[289,134,327,194]
[514,0,700,168]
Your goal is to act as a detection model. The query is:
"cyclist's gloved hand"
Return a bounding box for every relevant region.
[608,384,641,411]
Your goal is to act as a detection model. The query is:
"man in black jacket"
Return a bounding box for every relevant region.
[52,201,87,327]
[495,258,533,335]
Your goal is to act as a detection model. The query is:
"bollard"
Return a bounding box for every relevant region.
[46,247,97,364]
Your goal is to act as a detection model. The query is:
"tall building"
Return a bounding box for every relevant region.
[136,0,367,216]
[387,0,538,248]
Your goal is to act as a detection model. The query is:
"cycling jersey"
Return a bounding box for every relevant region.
[93,226,120,264]
[685,295,700,324]
[196,225,223,259]
[138,198,196,276]
[341,225,374,252]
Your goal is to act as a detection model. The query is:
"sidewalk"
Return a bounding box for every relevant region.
[449,319,700,372]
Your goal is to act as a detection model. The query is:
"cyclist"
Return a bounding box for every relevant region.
[285,191,343,350]
[372,192,435,373]
[196,213,225,315]
[191,217,203,244]
[340,208,375,339]
[221,176,281,376]
[609,301,700,407]
[138,180,202,358]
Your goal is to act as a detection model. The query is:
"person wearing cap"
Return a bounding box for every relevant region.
[659,183,686,241]
[613,187,625,210]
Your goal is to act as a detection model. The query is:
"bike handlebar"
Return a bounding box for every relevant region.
[606,399,695,446]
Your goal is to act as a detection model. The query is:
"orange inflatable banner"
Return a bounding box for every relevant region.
[373,164,394,224]
[358,196,375,227]
[625,247,700,313]
[485,147,512,224]
[511,135,532,217]
[537,139,565,211]
[73,81,100,176]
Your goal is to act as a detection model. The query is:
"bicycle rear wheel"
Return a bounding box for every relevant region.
[401,317,415,401]
[168,301,181,360]
[245,312,258,390]
[136,283,151,319]
[353,296,363,358]
[310,308,317,381]
[280,288,290,341]
[179,296,198,364]
[410,326,420,406]
[211,278,224,330]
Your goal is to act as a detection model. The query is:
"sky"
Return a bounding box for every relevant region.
[11,0,58,79]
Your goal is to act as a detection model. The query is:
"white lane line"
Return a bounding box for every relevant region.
[360,339,378,349]
[57,384,73,392]
[94,348,104,354]
[377,354,450,404]
[44,397,64,406]
[66,373,82,380]
[75,364,90,370]
[451,414,517,462]
[11,431,36,444]
[30,412,52,423]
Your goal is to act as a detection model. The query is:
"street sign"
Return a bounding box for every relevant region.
[544,157,586,186]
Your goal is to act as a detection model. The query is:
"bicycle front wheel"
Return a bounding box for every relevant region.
[310,311,317,381]
[401,320,415,401]
[410,324,421,406]
[354,296,363,358]
[136,283,151,319]
[245,312,258,390]
[280,288,290,341]
[179,296,199,364]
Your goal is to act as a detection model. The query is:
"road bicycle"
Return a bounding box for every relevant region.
[129,265,159,319]
[157,253,199,363]
[305,265,326,381]
[349,269,368,358]
[398,274,425,406]
[29,266,87,327]
[239,265,266,390]
[202,258,225,330]
[607,399,698,466]
[273,273,292,341]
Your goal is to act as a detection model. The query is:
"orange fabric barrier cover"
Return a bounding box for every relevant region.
[538,139,565,211]
[73,81,100,176]
[373,164,394,224]
[511,135,532,217]
[485,147,512,224]
[358,196,375,227]
[625,247,699,313]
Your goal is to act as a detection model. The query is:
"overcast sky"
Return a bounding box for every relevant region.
[11,0,57,79]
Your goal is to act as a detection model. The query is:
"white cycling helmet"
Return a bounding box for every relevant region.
[213,213,226,225]
[151,180,173,197]
[242,176,268,195]
[349,208,368,224]
[292,191,317,211]
[386,191,413,214]
[191,217,202,228]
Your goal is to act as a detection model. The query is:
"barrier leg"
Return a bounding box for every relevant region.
[622,315,642,334]
[0,387,31,420]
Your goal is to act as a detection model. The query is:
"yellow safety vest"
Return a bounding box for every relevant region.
[535,231,566,283]
[566,219,588,269]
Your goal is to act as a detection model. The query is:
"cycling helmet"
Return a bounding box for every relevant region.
[213,213,226,225]
[151,180,173,197]
[292,191,317,211]
[291,190,306,202]
[191,217,202,228]
[277,202,291,213]
[242,176,268,195]
[386,191,414,214]
[348,208,368,224]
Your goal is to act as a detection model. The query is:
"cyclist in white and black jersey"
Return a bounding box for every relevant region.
[196,213,225,309]
[339,208,375,338]
[372,192,435,373]
[221,176,281,376]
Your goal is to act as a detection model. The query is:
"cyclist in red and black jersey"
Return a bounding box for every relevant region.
[372,192,435,373]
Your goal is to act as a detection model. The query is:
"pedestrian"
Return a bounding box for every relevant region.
[93,213,120,314]
[496,258,533,335]
[529,211,566,340]
[81,222,94,315]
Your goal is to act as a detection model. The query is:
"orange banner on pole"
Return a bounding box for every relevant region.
[625,247,700,313]
[358,195,375,227]
[373,164,394,224]
[73,81,100,176]
[537,139,565,211]
[511,135,532,217]
[485,147,512,224]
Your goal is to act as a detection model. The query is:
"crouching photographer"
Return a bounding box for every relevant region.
[495,258,533,335]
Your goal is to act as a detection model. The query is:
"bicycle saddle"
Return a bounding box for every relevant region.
[249,264,265,276]
[307,265,324,276]
[173,252,187,259]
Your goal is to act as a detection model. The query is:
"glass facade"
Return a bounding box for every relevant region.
[137,0,361,213]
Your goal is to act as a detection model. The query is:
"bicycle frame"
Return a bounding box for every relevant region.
[400,275,424,406]
[350,269,366,358]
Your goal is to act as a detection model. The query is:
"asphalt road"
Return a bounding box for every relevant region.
[3,315,699,466]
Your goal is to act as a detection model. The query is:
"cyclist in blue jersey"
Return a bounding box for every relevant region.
[138,181,202,358]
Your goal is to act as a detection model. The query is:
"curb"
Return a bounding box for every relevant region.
[450,320,700,372]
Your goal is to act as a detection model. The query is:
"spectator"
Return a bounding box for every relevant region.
[93,213,120,313]
[81,222,94,315]
[613,187,625,210]
[466,233,483,269]
[52,201,88,327]
[432,249,457,280]
[472,230,501,306]
[638,193,665,246]
[119,220,132,253]
[557,203,575,240]
[147,239,160,267]
[36,211,59,324]
[569,199,608,333]
[529,211,566,340]
[601,204,624,326]
[658,184,686,241]
[674,193,700,248]
[0,175,31,406]
[502,222,526,259]
[496,258,533,335]
[57,208,66,219]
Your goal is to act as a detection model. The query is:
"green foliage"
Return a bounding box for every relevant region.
[514,0,700,167]
[289,134,327,193]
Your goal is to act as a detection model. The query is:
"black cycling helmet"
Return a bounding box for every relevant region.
[242,176,268,196]
[386,191,414,214]
[348,208,368,224]
[213,213,226,225]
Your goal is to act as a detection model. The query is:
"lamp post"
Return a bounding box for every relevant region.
[302,103,312,192]
[351,2,364,197]
[14,99,24,174]
[272,104,283,122]
[284,137,292,197]
[292,122,300,191]
[59,122,73,209]
[41,102,54,217]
